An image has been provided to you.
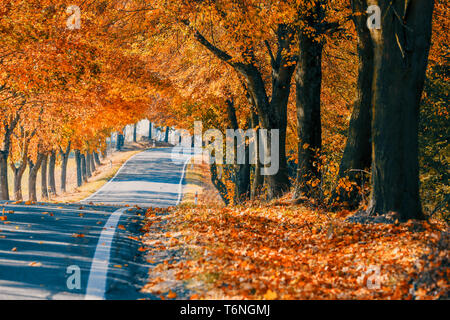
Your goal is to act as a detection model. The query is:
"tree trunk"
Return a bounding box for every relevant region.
[226,100,251,203]
[0,152,9,201]
[192,24,296,199]
[48,150,57,196]
[28,153,45,202]
[90,152,96,172]
[75,150,82,187]
[94,151,101,166]
[210,162,230,205]
[0,114,20,200]
[86,152,92,178]
[250,109,264,199]
[293,3,324,200]
[133,123,137,142]
[366,0,434,221]
[81,153,87,183]
[148,121,152,140]
[40,154,49,200]
[116,133,124,150]
[10,156,27,201]
[330,0,374,208]
[164,126,170,143]
[60,143,71,192]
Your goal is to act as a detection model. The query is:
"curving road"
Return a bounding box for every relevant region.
[0,147,191,300]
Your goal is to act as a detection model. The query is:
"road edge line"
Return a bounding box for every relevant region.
[175,154,193,206]
[84,207,128,300]
[81,150,146,202]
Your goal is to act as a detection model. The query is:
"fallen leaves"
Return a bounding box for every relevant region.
[140,202,449,300]
[72,233,85,238]
[29,262,42,267]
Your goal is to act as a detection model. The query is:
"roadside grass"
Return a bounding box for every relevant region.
[180,154,224,208]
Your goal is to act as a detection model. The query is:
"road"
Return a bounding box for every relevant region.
[0,147,191,300]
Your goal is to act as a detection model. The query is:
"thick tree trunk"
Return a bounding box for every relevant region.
[11,157,27,201]
[366,0,434,221]
[164,126,170,143]
[0,152,9,200]
[210,162,230,206]
[0,115,20,200]
[90,152,96,172]
[40,154,49,200]
[116,133,124,150]
[294,30,323,199]
[226,100,251,203]
[86,153,92,178]
[133,123,137,142]
[75,150,82,187]
[250,110,264,199]
[331,0,373,208]
[60,144,71,192]
[48,150,57,196]
[81,153,87,183]
[148,121,152,140]
[94,151,101,166]
[28,153,44,202]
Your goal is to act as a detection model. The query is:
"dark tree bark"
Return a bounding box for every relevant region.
[0,112,21,200]
[94,151,101,166]
[116,132,124,151]
[148,121,152,140]
[164,126,170,143]
[10,151,27,201]
[366,0,434,221]
[60,143,71,192]
[210,162,230,206]
[85,152,92,178]
[294,27,323,199]
[90,152,96,173]
[48,150,57,196]
[40,154,49,200]
[133,123,138,142]
[80,153,87,183]
[250,109,264,199]
[75,150,82,187]
[331,0,374,208]
[28,152,45,202]
[226,100,251,203]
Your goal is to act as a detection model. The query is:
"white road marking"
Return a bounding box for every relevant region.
[85,207,126,300]
[81,151,143,202]
[176,155,193,206]
[84,148,191,299]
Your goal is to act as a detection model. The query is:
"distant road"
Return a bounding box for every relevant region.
[0,147,191,299]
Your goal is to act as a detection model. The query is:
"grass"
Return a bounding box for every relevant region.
[180,154,224,207]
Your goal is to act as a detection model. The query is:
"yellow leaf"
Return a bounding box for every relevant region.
[263,289,277,300]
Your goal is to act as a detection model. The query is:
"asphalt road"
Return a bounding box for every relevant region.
[0,147,191,299]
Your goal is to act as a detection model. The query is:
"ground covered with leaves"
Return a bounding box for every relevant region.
[140,201,448,300]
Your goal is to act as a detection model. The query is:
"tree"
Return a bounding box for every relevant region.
[331,0,374,207]
[366,0,435,220]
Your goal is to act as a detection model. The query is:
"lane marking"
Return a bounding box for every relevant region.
[84,148,191,299]
[85,207,127,300]
[176,155,193,206]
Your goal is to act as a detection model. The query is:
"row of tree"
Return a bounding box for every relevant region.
[1,1,445,222]
[127,0,439,221]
